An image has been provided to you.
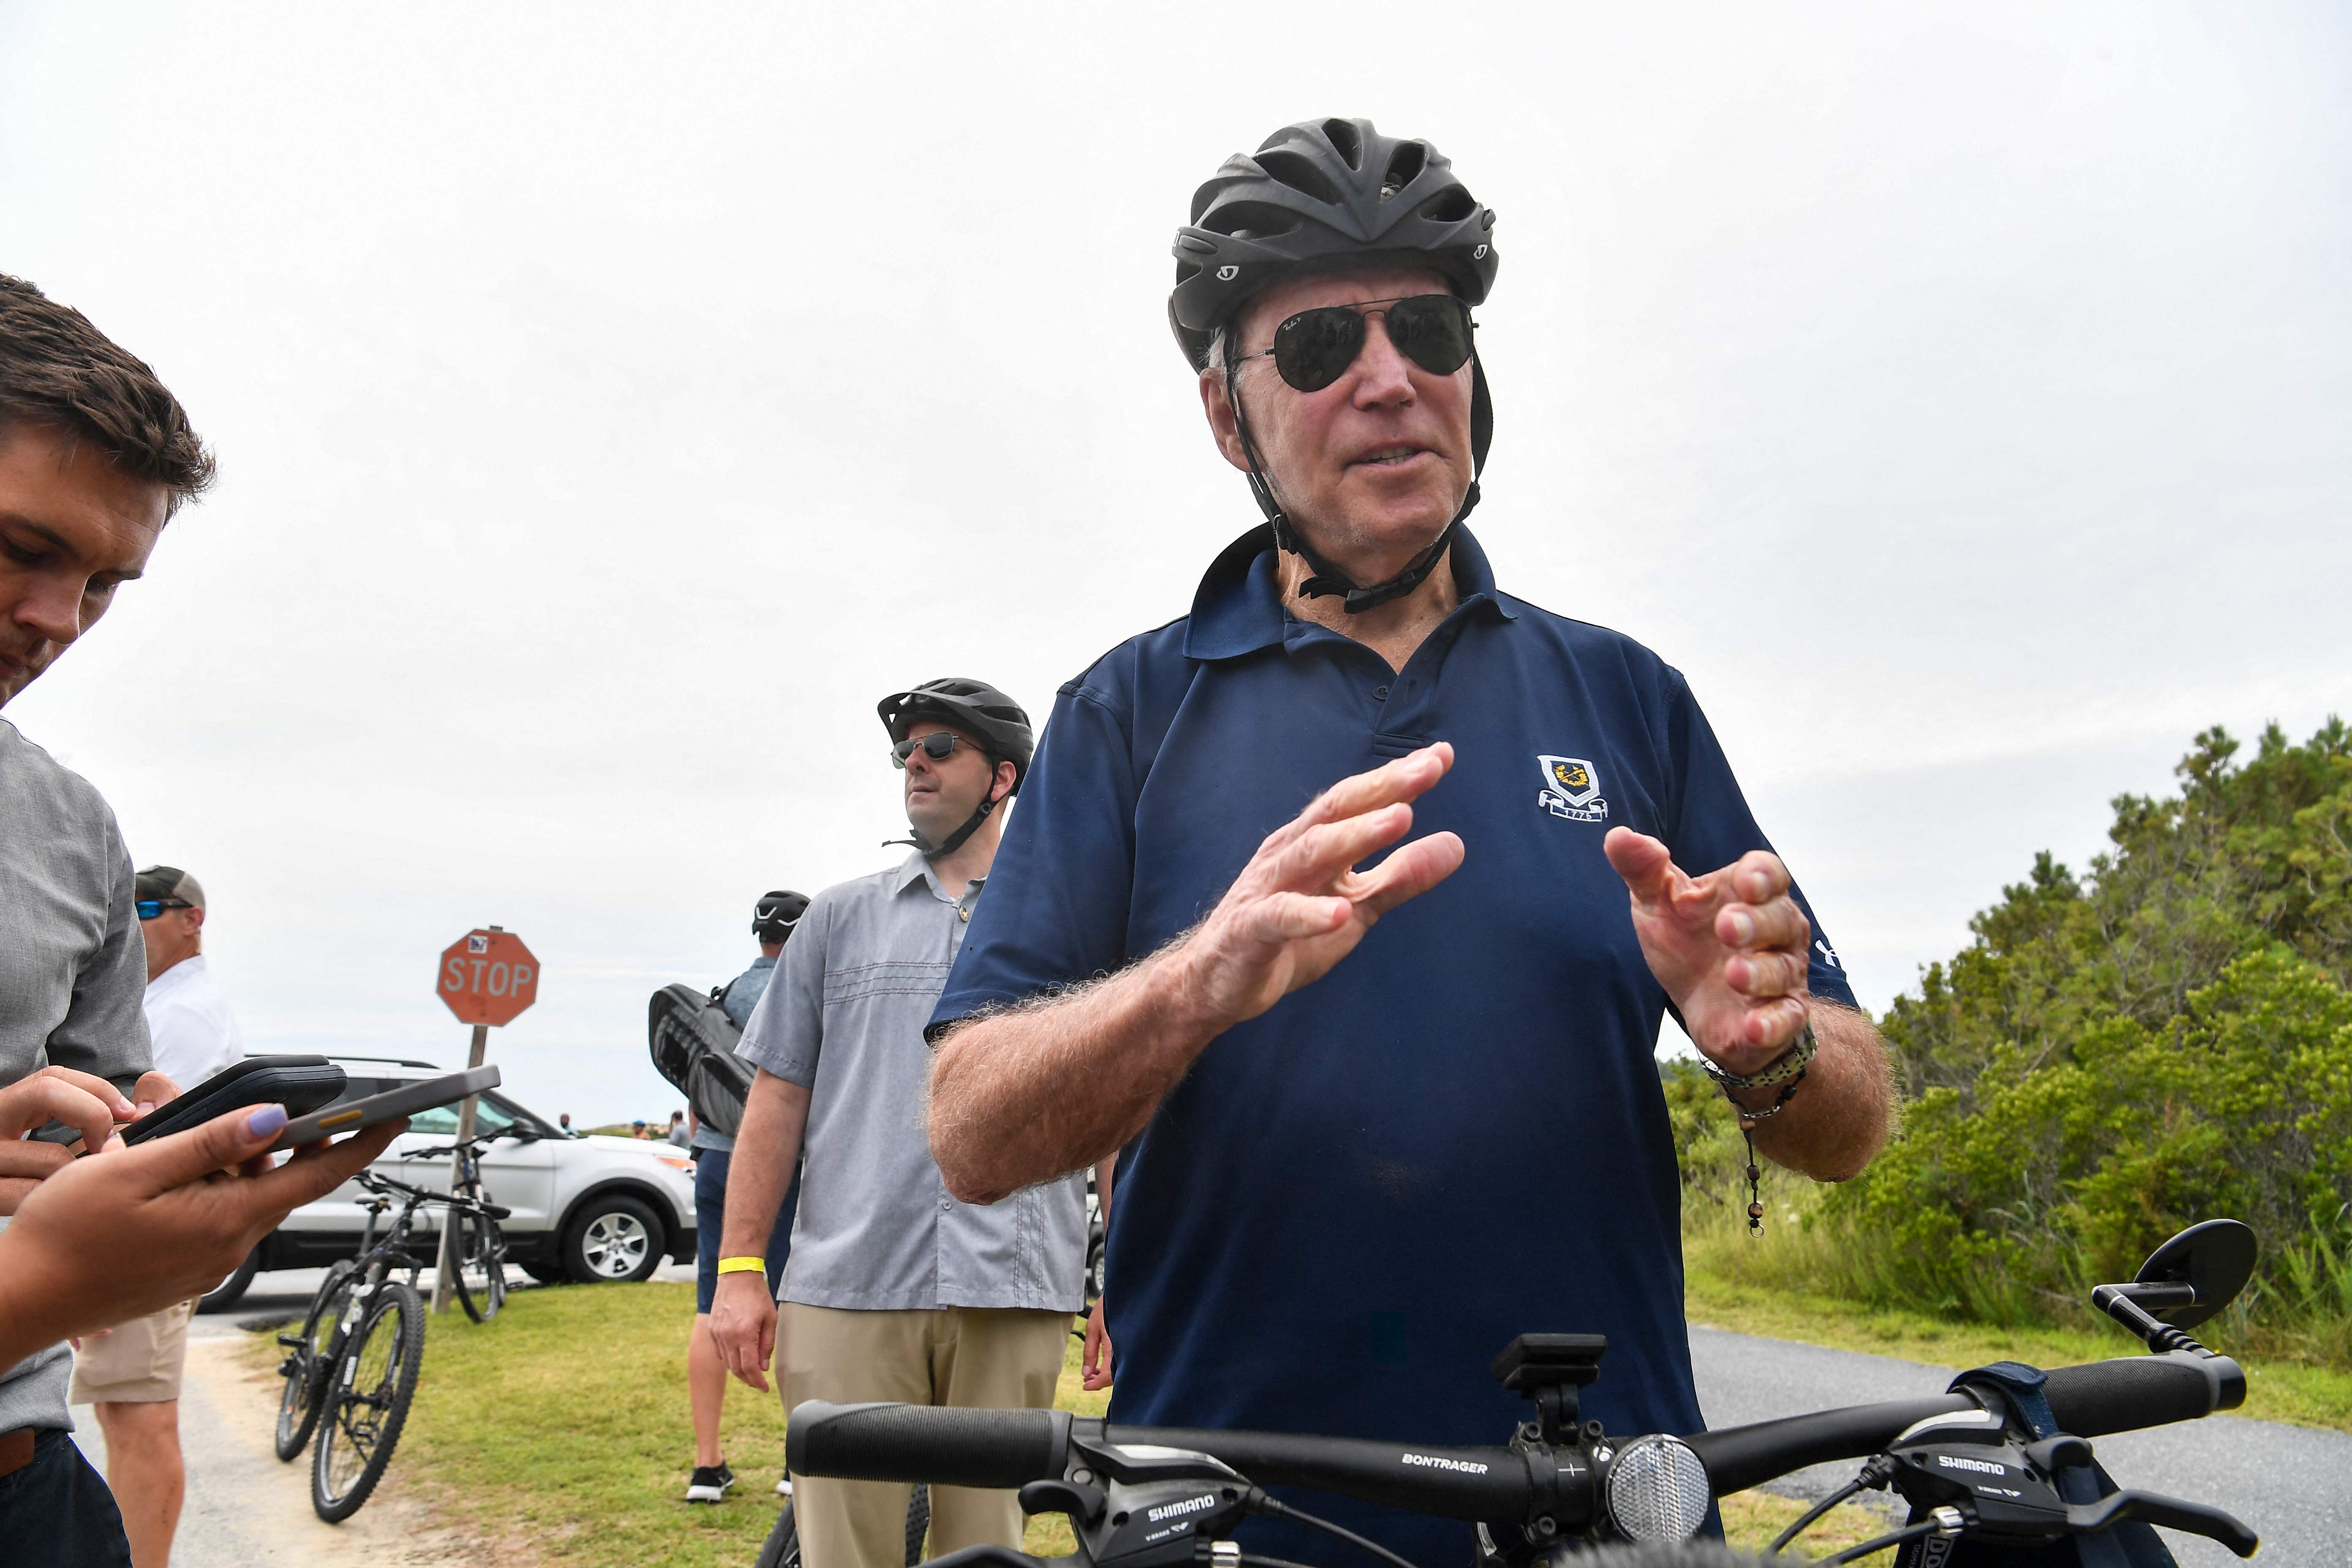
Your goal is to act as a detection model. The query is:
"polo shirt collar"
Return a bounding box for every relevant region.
[1181,523,1514,662]
[890,849,985,904]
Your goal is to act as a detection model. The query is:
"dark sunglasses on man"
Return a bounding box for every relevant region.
[891,731,978,768]
[1230,294,1475,393]
[135,898,191,920]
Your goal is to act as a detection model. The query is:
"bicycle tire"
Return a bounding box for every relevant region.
[755,1501,800,1568]
[451,1209,509,1324]
[274,1261,357,1462]
[754,1486,928,1568]
[311,1279,426,1522]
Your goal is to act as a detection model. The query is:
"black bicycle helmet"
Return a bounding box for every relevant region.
[877,678,1035,858]
[1168,117,1498,615]
[752,890,810,945]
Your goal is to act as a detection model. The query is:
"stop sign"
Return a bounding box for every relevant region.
[436,929,540,1026]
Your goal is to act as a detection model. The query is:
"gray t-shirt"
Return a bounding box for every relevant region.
[0,719,153,1435]
[739,852,1086,1313]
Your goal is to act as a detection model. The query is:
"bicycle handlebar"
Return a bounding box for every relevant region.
[787,1351,2243,1527]
[788,1402,1070,1491]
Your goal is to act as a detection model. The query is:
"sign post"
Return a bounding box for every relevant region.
[430,925,539,1314]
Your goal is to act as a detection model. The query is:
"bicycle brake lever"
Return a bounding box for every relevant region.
[2065,1489,2258,1558]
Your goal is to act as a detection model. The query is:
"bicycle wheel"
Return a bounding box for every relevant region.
[905,1483,930,1564]
[755,1501,800,1568]
[754,1487,928,1568]
[450,1209,509,1324]
[311,1279,426,1521]
[274,1261,357,1462]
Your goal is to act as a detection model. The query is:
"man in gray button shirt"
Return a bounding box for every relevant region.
[713,680,1093,1568]
[0,275,212,1564]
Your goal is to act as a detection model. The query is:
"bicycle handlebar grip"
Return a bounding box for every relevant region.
[2040,1354,2233,1436]
[787,1401,1070,1490]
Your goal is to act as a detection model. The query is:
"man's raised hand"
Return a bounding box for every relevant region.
[1603,828,1813,1076]
[1170,743,1464,1030]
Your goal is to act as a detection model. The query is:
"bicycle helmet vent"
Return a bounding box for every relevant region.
[1169,117,1497,373]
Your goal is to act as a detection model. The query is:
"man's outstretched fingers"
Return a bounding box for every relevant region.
[1718,896,1810,952]
[1726,949,1809,998]
[1245,892,1355,943]
[1298,744,1453,829]
[1274,804,1416,892]
[1603,828,1683,907]
[1353,830,1465,917]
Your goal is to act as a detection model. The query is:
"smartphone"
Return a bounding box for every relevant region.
[266,1065,502,1152]
[114,1056,349,1149]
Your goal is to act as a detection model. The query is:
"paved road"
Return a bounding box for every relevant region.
[1690,1324,2351,1564]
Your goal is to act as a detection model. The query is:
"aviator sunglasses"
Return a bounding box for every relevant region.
[1232,294,1476,393]
[891,732,975,768]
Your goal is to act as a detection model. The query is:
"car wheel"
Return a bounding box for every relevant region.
[198,1245,262,1313]
[561,1193,664,1283]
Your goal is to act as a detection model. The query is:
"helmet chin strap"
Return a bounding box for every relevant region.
[882,786,1004,860]
[1223,346,1484,616]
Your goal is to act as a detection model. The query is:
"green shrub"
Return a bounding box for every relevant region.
[1670,721,2352,1370]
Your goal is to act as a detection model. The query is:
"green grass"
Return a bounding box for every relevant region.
[1683,1205,2352,1432]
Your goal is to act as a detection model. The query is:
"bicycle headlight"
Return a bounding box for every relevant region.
[1604,1434,1711,1544]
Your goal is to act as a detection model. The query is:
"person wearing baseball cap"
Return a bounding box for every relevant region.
[68,867,248,1568]
[128,868,244,1092]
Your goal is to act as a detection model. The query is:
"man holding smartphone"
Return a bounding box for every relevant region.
[64,866,247,1568]
[0,275,213,1566]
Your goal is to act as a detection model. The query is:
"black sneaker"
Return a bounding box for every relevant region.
[686,1462,737,1503]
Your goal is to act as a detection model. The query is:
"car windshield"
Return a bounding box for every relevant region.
[405,1092,520,1138]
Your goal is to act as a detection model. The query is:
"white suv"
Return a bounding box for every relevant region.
[202,1055,699,1309]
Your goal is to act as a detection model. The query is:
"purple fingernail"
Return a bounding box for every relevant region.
[247,1103,288,1137]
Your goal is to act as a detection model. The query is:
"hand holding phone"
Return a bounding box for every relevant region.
[266,1067,502,1152]
[115,1057,348,1150]
[0,1068,139,1214]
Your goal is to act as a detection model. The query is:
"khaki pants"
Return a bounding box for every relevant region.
[781,1304,1070,1568]
[68,1300,194,1404]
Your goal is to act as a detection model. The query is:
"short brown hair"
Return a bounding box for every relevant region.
[0,275,214,515]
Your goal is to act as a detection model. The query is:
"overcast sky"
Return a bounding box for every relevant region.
[4,3,2346,1125]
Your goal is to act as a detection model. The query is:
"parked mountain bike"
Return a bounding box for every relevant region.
[783,1221,2262,1567]
[410,1132,513,1323]
[272,1166,512,1522]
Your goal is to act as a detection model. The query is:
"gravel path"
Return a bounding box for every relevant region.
[68,1273,487,1568]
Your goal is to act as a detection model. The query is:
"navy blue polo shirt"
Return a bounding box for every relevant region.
[934,524,1854,1563]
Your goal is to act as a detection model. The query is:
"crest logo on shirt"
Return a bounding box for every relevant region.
[1537,755,1608,823]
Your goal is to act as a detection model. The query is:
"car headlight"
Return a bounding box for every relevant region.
[653,1155,693,1172]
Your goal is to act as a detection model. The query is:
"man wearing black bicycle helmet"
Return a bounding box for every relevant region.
[875,678,1034,859]
[713,678,1094,1568]
[928,120,1893,1568]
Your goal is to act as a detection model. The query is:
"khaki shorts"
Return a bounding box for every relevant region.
[68,1300,194,1405]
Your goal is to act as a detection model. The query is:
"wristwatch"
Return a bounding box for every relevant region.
[1702,1019,1817,1092]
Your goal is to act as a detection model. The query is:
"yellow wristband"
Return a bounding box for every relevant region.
[716,1256,767,1276]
